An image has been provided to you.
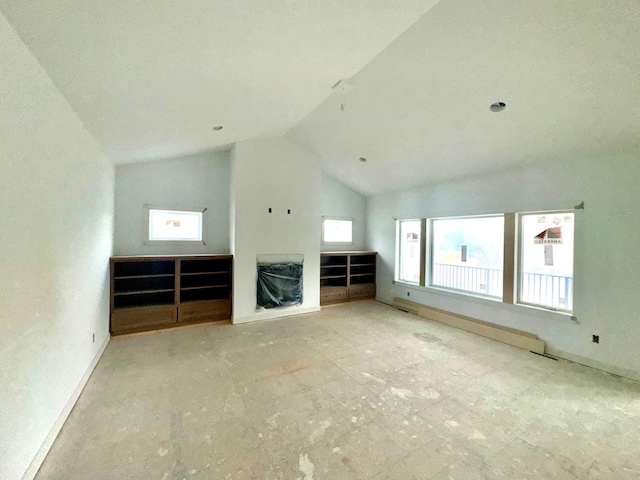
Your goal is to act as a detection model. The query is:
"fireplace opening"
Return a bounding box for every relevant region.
[256,254,303,310]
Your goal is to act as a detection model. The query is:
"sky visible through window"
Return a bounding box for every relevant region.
[149,209,203,241]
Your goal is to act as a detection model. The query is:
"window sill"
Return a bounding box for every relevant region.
[393,280,575,322]
[143,240,206,246]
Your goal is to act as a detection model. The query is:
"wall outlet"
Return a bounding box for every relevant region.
[407,291,410,297]
[92,333,95,343]
[592,335,599,344]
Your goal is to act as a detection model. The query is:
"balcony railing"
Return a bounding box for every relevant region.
[432,263,503,297]
[520,272,573,310]
[432,263,573,309]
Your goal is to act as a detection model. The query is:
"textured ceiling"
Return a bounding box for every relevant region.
[0,0,439,164]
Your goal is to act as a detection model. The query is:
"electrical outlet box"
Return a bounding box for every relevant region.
[592,335,599,344]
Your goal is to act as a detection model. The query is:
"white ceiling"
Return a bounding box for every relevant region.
[287,0,640,195]
[3,1,639,196]
[0,0,439,164]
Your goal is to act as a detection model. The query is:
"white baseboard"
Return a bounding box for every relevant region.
[22,334,111,480]
[386,296,639,383]
[545,346,640,383]
[233,305,321,324]
[392,297,545,354]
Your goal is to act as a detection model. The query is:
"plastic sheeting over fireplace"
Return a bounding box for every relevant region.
[256,254,303,310]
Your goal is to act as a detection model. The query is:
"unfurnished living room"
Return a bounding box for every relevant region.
[1,1,640,479]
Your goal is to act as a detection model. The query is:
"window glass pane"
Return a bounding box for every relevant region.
[149,209,203,241]
[431,216,504,297]
[519,212,574,310]
[323,219,353,243]
[399,220,421,283]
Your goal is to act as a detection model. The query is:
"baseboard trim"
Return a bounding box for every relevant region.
[545,346,640,383]
[233,305,321,324]
[22,334,111,480]
[392,297,545,354]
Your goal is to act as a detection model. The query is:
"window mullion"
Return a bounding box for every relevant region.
[502,213,516,304]
[419,219,427,287]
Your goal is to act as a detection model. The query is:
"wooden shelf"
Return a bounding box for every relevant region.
[114,273,174,280]
[351,263,375,267]
[180,285,229,291]
[320,265,347,269]
[350,273,375,277]
[320,275,347,280]
[181,271,230,276]
[114,288,174,296]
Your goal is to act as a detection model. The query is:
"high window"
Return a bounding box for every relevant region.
[322,217,353,244]
[146,206,204,242]
[430,216,504,298]
[518,212,574,311]
[398,220,421,284]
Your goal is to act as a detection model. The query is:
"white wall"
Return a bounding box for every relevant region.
[368,155,640,380]
[0,13,114,480]
[320,172,367,251]
[114,152,230,255]
[231,138,321,323]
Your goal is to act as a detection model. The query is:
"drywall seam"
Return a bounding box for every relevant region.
[21,334,111,480]
[233,306,321,325]
[545,346,640,383]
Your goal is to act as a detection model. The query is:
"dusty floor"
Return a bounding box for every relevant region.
[37,301,640,479]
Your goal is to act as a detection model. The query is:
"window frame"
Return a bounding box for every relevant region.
[428,214,505,300]
[396,219,424,285]
[516,209,575,313]
[393,209,576,318]
[321,216,354,245]
[143,204,207,246]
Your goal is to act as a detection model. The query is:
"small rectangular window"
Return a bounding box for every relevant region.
[518,212,574,311]
[322,217,353,244]
[430,215,504,298]
[398,220,421,284]
[147,207,204,242]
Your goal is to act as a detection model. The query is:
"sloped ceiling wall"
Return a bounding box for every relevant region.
[286,0,640,195]
[0,0,439,164]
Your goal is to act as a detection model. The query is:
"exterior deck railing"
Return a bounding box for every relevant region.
[432,263,572,309]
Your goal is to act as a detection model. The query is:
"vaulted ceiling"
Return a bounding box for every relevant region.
[286,0,640,195]
[2,1,639,196]
[0,0,438,164]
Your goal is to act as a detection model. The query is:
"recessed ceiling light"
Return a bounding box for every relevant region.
[359,157,367,163]
[490,102,506,112]
[213,125,223,131]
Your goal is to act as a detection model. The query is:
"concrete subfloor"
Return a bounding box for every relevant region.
[37,301,640,480]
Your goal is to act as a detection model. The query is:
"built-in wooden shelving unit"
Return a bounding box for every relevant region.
[320,251,376,305]
[110,254,232,335]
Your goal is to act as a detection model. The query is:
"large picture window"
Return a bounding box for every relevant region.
[518,212,574,311]
[398,220,421,283]
[395,209,576,314]
[430,216,504,298]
